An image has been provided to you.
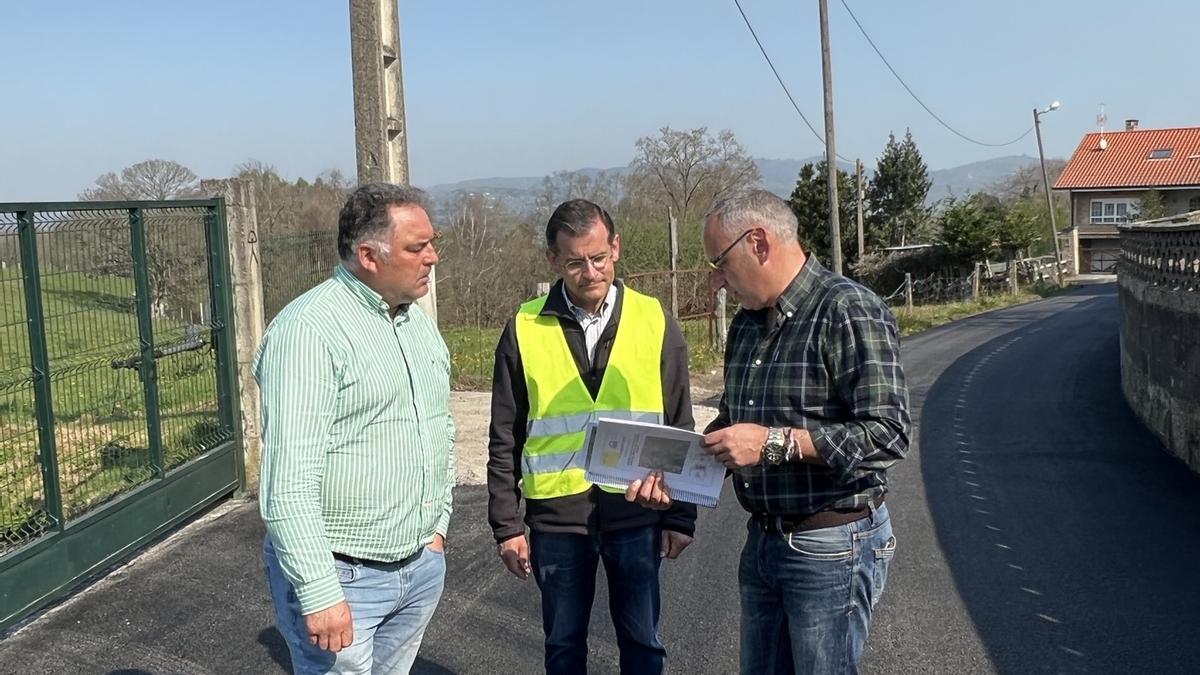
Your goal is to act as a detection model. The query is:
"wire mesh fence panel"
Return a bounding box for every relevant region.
[141,207,229,471]
[0,205,236,542]
[0,217,52,554]
[260,231,339,324]
[30,209,157,524]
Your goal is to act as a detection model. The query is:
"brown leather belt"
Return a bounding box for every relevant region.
[751,496,884,534]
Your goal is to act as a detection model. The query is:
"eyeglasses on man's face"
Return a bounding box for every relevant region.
[562,250,612,275]
[707,229,755,270]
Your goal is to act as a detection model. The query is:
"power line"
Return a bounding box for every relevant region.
[731,0,850,163]
[839,0,1034,148]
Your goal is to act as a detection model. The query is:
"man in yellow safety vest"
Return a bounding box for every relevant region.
[487,199,697,674]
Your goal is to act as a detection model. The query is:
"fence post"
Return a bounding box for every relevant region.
[668,206,679,318]
[972,263,981,302]
[128,207,165,478]
[715,288,728,351]
[17,209,64,530]
[1008,257,1019,294]
[202,178,264,491]
[904,273,914,310]
[535,281,551,297]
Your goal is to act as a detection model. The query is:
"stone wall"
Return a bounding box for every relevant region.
[1119,217,1200,472]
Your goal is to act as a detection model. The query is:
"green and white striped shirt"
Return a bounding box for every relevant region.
[255,264,455,613]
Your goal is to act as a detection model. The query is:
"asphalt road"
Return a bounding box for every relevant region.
[3,281,1199,674]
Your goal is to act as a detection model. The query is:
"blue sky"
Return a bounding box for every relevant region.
[3,0,1198,201]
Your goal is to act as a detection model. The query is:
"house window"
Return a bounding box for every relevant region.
[1148,148,1173,160]
[1089,199,1138,224]
[1190,196,1200,212]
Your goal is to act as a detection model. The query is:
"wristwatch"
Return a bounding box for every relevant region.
[762,427,787,465]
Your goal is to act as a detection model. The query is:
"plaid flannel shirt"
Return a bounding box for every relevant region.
[708,256,911,516]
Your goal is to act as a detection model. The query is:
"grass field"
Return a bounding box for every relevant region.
[439,286,1061,389]
[1,268,225,549]
[441,316,725,391]
[893,286,1060,336]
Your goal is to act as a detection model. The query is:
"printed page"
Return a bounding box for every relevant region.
[584,417,726,507]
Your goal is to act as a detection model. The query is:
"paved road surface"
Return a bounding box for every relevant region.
[3,282,1199,674]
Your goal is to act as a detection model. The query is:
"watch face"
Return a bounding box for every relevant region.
[765,446,784,464]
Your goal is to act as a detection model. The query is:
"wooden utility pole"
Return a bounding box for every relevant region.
[668,206,679,318]
[349,0,437,320]
[818,0,842,275]
[855,158,865,263]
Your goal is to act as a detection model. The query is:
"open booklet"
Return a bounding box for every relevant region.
[584,417,726,508]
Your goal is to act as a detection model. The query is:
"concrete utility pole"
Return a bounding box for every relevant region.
[818,0,842,275]
[856,158,865,262]
[1033,101,1064,286]
[349,0,437,320]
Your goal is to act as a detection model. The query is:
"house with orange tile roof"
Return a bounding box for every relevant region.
[1054,120,1200,273]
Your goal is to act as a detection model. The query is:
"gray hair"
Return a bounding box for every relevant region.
[705,189,799,244]
[337,183,431,261]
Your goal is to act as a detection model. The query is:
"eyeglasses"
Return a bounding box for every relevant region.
[707,229,755,270]
[562,251,612,274]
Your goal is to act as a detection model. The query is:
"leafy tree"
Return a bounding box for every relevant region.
[867,130,933,246]
[788,161,862,264]
[627,126,760,225]
[938,196,996,263]
[996,198,1044,255]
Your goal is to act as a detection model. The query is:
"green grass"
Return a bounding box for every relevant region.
[442,317,725,391]
[893,284,1062,336]
[1,268,225,545]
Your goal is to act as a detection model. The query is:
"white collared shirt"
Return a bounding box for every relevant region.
[562,282,618,367]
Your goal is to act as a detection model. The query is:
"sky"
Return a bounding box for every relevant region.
[3,0,1199,201]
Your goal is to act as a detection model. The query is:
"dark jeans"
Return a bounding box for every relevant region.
[739,503,895,675]
[529,525,666,675]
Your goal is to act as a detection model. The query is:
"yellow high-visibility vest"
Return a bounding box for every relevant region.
[514,285,665,500]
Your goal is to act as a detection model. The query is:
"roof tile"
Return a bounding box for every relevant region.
[1054,126,1200,190]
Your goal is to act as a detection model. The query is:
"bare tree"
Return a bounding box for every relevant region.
[438,194,505,325]
[535,169,623,219]
[79,159,199,201]
[627,127,760,224]
[988,160,1067,203]
[78,159,204,318]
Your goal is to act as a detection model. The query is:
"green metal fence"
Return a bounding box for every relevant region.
[260,230,339,324]
[0,199,243,632]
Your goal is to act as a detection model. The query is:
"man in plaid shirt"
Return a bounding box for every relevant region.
[633,189,909,674]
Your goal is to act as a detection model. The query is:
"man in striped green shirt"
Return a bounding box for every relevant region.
[256,184,454,674]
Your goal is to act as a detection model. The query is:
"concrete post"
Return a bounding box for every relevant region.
[972,262,981,302]
[349,0,436,321]
[202,178,265,490]
[904,273,914,310]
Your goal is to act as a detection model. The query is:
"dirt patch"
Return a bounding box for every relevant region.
[450,387,721,486]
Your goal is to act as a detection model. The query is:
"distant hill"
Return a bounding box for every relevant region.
[927,155,1040,201]
[420,155,1045,212]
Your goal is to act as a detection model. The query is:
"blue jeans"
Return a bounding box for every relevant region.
[529,525,666,675]
[739,503,895,675]
[264,537,446,675]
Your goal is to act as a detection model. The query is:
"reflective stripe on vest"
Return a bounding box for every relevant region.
[514,286,666,500]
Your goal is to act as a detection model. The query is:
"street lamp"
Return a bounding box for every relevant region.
[1034,100,1064,285]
